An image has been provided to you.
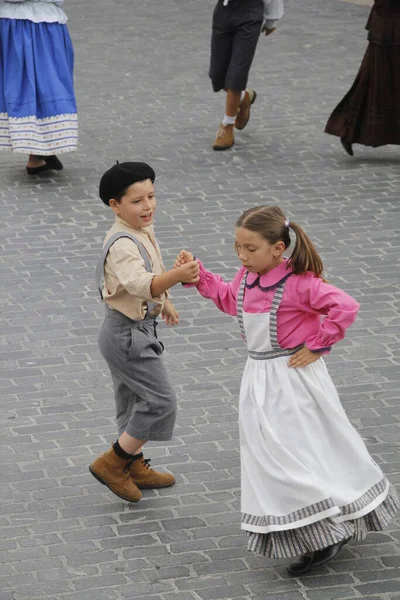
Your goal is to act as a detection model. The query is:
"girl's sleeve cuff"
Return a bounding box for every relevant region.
[264,19,277,29]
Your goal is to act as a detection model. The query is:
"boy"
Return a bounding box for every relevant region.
[210,0,284,151]
[89,161,199,502]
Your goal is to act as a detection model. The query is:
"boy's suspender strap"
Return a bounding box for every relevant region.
[95,232,153,300]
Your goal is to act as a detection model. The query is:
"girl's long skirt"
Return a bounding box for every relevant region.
[325,41,400,148]
[240,311,400,559]
[0,18,78,155]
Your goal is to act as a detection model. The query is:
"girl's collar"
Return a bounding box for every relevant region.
[245,258,293,290]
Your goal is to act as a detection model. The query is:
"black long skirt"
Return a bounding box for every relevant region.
[325,42,400,147]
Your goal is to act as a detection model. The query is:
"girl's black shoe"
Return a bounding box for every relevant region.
[287,537,351,576]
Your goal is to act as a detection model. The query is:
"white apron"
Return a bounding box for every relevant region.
[238,273,398,557]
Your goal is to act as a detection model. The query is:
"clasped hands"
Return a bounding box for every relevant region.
[173,250,198,282]
[161,251,198,327]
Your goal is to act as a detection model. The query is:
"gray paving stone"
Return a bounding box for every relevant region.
[355,581,400,595]
[300,574,355,588]
[197,585,249,599]
[58,591,120,600]
[251,592,305,600]
[305,588,358,600]
[72,573,128,591]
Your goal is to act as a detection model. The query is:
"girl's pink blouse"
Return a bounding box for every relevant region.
[192,259,360,352]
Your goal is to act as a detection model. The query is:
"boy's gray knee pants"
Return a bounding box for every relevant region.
[99,307,177,442]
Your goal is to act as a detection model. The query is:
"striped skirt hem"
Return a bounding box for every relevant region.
[245,482,399,558]
[0,112,78,155]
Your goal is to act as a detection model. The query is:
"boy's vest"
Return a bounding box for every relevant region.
[95,232,158,315]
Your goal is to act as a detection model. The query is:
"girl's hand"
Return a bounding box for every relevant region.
[174,250,194,269]
[288,347,322,368]
[176,260,200,284]
[161,299,179,326]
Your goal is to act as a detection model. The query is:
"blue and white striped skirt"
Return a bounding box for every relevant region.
[0,18,78,155]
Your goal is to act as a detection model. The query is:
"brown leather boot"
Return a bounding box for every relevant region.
[212,123,235,151]
[128,453,176,489]
[89,446,142,502]
[235,89,257,131]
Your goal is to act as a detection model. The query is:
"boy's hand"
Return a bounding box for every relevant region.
[162,299,179,326]
[288,347,322,368]
[262,25,276,36]
[176,260,200,285]
[174,250,194,269]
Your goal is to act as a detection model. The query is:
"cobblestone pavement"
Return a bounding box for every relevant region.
[1,0,400,599]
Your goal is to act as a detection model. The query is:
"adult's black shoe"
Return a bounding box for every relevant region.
[340,138,354,156]
[27,155,64,175]
[26,163,51,175]
[44,155,64,170]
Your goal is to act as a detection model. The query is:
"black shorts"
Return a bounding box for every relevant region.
[209,0,264,92]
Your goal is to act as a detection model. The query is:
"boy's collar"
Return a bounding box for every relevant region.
[115,215,153,233]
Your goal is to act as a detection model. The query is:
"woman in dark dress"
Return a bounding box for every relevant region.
[325,0,400,156]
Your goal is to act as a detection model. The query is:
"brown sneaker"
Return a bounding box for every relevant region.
[128,453,176,489]
[235,89,257,131]
[89,446,142,502]
[212,123,235,151]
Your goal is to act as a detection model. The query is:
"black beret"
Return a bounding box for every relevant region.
[99,162,156,205]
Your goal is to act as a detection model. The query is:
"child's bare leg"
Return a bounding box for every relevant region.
[226,89,242,118]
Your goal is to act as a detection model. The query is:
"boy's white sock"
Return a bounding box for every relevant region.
[240,90,246,102]
[222,114,236,126]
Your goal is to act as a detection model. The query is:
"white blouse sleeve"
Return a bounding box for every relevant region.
[263,0,284,29]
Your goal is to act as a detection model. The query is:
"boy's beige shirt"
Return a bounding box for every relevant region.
[102,216,168,320]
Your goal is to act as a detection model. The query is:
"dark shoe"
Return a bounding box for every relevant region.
[26,163,51,175]
[235,88,257,131]
[312,537,351,568]
[340,138,354,156]
[27,155,64,174]
[287,553,314,575]
[44,155,64,170]
[287,538,351,576]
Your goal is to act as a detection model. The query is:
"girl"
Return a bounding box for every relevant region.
[176,206,399,574]
[0,0,78,173]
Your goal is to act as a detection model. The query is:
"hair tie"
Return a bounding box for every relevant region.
[284,219,290,228]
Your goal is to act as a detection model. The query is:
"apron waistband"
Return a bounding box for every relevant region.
[248,344,304,360]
